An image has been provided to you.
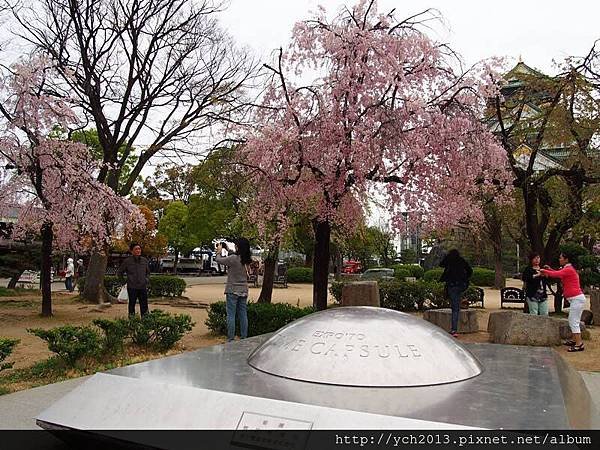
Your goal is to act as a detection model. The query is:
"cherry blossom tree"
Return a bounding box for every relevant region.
[242,1,510,310]
[0,57,142,315]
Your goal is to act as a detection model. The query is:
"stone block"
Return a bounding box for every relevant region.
[341,281,380,307]
[590,290,600,325]
[581,310,593,326]
[488,311,589,345]
[557,319,588,340]
[488,311,561,346]
[423,308,479,333]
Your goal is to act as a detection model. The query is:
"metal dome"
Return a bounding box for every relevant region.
[247,307,483,387]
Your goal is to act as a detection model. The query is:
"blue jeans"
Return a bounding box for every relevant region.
[447,282,467,332]
[65,277,73,292]
[527,298,548,316]
[226,293,248,341]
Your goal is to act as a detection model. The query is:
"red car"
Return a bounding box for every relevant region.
[342,260,363,274]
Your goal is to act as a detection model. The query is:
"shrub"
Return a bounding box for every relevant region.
[423,268,444,282]
[286,267,313,283]
[393,268,411,281]
[0,338,19,372]
[28,326,101,366]
[205,302,314,337]
[392,264,424,279]
[77,275,121,297]
[148,276,186,297]
[463,286,484,306]
[78,275,186,297]
[127,310,194,350]
[578,255,600,288]
[423,266,497,287]
[470,267,496,287]
[92,318,130,353]
[329,281,347,303]
[580,271,600,289]
[379,280,448,311]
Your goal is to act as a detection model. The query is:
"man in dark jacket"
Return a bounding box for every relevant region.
[439,249,473,336]
[117,243,150,316]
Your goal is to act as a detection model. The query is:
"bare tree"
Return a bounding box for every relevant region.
[489,58,600,264]
[4,0,257,302]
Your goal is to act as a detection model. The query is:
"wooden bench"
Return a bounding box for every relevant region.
[501,287,525,309]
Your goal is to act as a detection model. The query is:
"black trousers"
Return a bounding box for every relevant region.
[127,288,149,316]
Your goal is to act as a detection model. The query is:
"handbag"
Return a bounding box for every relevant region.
[117,286,129,302]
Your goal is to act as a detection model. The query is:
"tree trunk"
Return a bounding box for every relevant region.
[81,250,113,304]
[258,243,279,303]
[174,250,179,275]
[523,187,545,256]
[493,249,505,289]
[40,222,53,317]
[7,270,23,289]
[312,220,331,311]
[305,253,313,268]
[552,282,563,314]
[334,247,342,281]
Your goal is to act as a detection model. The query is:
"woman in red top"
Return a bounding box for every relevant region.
[540,250,585,352]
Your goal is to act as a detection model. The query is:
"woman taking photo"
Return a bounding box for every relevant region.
[215,237,252,342]
[540,250,585,352]
[522,252,548,316]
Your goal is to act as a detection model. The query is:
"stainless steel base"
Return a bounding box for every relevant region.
[37,336,599,433]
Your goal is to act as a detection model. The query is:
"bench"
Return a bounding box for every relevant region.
[500,287,525,309]
[465,287,485,308]
[273,264,288,288]
[246,262,259,288]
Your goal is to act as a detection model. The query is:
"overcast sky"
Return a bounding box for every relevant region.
[220,0,600,75]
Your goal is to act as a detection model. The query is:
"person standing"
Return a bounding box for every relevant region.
[216,237,251,342]
[522,252,549,316]
[117,243,150,316]
[64,258,75,292]
[540,251,585,352]
[439,249,473,337]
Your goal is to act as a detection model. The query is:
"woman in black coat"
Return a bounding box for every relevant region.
[440,249,473,336]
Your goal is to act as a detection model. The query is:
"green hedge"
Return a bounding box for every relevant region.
[0,338,19,372]
[148,276,186,297]
[29,310,194,366]
[470,268,496,287]
[205,302,314,337]
[379,280,444,311]
[391,264,424,279]
[78,275,186,297]
[329,280,483,312]
[287,267,313,283]
[423,268,444,282]
[422,267,497,287]
[392,268,411,281]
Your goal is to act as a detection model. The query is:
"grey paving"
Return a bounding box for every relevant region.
[0,376,89,430]
[581,371,600,413]
[1,362,599,430]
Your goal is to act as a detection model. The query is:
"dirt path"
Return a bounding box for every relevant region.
[1,280,597,374]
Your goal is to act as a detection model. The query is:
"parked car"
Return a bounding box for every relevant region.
[359,268,394,281]
[342,260,363,274]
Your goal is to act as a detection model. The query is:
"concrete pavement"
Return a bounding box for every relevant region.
[1,370,599,430]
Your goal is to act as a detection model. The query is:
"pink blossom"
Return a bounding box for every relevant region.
[240,1,512,239]
[0,57,144,253]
